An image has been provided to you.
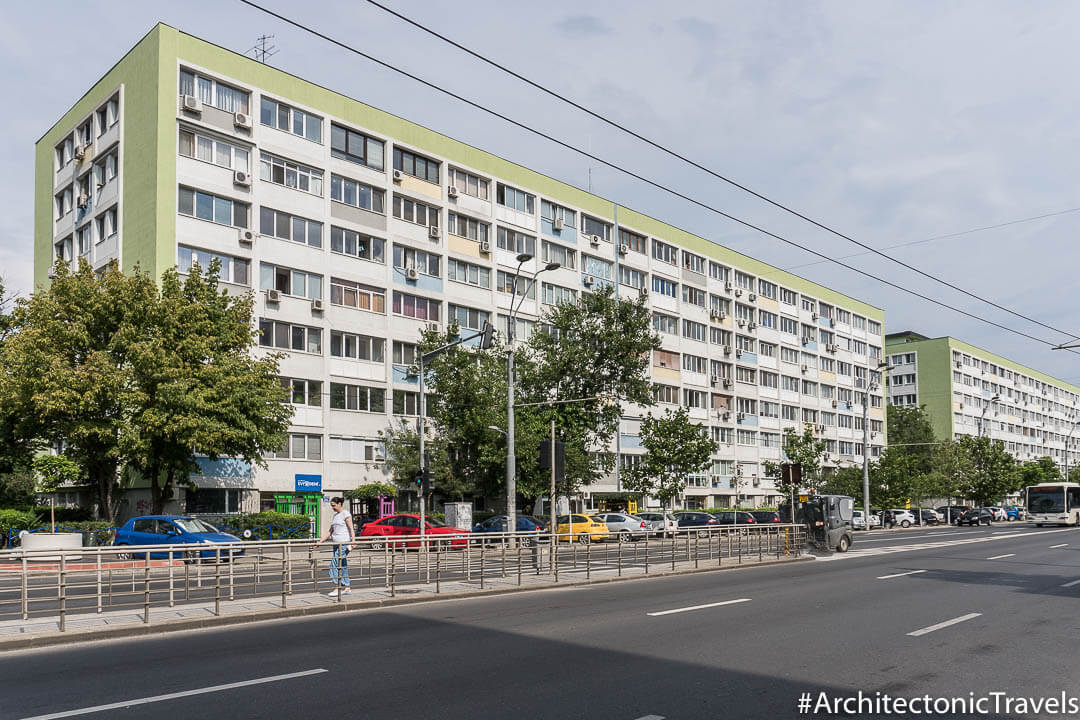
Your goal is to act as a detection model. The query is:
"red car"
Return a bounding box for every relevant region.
[358,513,470,549]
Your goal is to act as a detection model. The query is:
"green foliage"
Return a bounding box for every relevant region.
[344,483,398,500]
[0,466,35,508]
[886,404,936,475]
[817,466,865,498]
[32,454,84,493]
[1069,466,1080,484]
[0,509,40,541]
[1019,456,1062,488]
[206,512,312,540]
[958,436,1019,506]
[765,425,827,497]
[622,407,716,508]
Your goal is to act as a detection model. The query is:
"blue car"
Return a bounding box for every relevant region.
[113,515,244,560]
[472,515,545,545]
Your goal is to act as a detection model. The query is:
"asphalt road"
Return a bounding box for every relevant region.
[4,524,1079,719]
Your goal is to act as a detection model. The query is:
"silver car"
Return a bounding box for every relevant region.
[593,512,648,541]
[637,511,679,537]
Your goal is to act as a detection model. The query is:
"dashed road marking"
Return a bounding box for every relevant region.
[986,553,1015,560]
[1061,579,1080,588]
[908,613,982,637]
[1050,543,1069,549]
[647,598,751,616]
[877,569,927,579]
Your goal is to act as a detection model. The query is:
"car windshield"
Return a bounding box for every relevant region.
[173,518,219,534]
[1028,488,1065,514]
[425,518,447,528]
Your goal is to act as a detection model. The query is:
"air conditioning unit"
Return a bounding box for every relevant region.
[723,345,732,355]
[77,193,89,210]
[480,240,492,254]
[711,375,720,386]
[553,216,564,231]
[736,349,743,358]
[802,338,811,346]
[74,145,86,161]
[723,379,733,389]
[583,275,594,287]
[827,343,837,353]
[618,243,628,255]
[812,312,819,321]
[710,311,721,322]
[724,281,733,292]
[238,228,255,246]
[233,170,251,187]
[832,400,838,408]
[801,364,808,373]
[311,298,324,312]
[817,424,826,433]
[723,411,732,420]
[589,234,601,246]
[392,169,403,182]
[748,322,757,330]
[734,288,743,297]
[829,318,835,327]
[447,186,459,198]
[182,95,202,113]
[406,267,419,281]
[426,322,440,332]
[428,225,440,240]
[737,319,746,328]
[737,412,746,421]
[265,289,281,303]
[233,112,252,129]
[748,292,757,301]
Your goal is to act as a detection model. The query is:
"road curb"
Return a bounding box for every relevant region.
[0,554,812,652]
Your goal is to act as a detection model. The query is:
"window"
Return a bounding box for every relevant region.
[758,341,777,358]
[448,304,490,331]
[652,276,677,298]
[258,319,322,353]
[497,227,535,255]
[619,228,646,254]
[734,271,754,290]
[329,226,384,263]
[542,240,576,270]
[734,303,754,323]
[780,346,800,364]
[538,200,576,229]
[737,398,757,415]
[447,212,489,244]
[737,430,757,446]
[682,251,705,274]
[179,69,249,113]
[260,97,322,143]
[759,310,778,329]
[330,174,386,213]
[683,319,706,342]
[178,187,249,227]
[779,316,798,335]
[330,383,386,413]
[393,390,422,416]
[499,315,535,341]
[652,313,678,334]
[96,207,118,241]
[260,208,322,248]
[54,237,73,263]
[393,245,440,277]
[836,309,851,324]
[330,123,384,170]
[852,315,866,331]
[683,354,707,374]
[394,147,440,184]
[178,246,249,285]
[684,389,707,409]
[710,295,731,317]
[496,184,535,214]
[75,225,91,256]
[331,332,384,361]
[760,401,779,418]
[448,167,489,199]
[100,96,119,131]
[781,375,800,392]
[497,271,535,299]
[55,186,73,219]
[392,341,416,366]
[779,287,797,305]
[541,282,576,305]
[270,434,323,461]
[393,194,440,227]
[735,334,755,352]
[580,215,611,241]
[654,349,679,368]
[652,239,677,265]
[709,262,729,282]
[329,436,384,463]
[758,280,778,300]
[653,384,679,404]
[867,319,881,335]
[94,152,118,188]
[281,377,322,406]
[260,264,322,300]
[447,258,490,288]
[186,488,243,515]
[682,285,706,307]
[802,380,818,397]
[759,371,779,389]
[330,278,385,312]
[801,296,817,312]
[179,128,250,171]
[55,136,74,169]
[583,255,612,281]
[260,153,323,195]
[618,265,647,290]
[76,121,92,149]
[392,291,441,321]
[782,405,799,421]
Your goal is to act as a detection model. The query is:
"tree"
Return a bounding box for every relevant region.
[124,263,291,513]
[379,419,465,500]
[960,436,1019,506]
[1019,456,1062,489]
[765,425,827,499]
[622,407,716,508]
[1069,466,1080,484]
[931,439,972,503]
[886,404,936,475]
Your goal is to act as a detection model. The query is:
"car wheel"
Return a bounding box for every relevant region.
[620,530,631,542]
[369,539,385,550]
[697,529,709,538]
[577,534,590,544]
[901,520,911,528]
[837,535,851,553]
[115,546,131,561]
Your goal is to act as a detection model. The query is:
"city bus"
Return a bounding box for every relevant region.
[1025,482,1080,526]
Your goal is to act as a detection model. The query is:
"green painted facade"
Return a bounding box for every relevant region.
[36,24,884,336]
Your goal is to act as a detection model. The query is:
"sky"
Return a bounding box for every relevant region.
[3,1,1080,382]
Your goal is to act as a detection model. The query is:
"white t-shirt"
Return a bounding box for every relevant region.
[329,511,352,543]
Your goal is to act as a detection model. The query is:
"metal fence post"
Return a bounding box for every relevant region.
[586,540,591,580]
[21,554,28,621]
[281,551,288,609]
[644,533,650,574]
[228,546,236,601]
[214,548,222,616]
[617,537,622,577]
[59,553,67,632]
[694,532,699,569]
[96,551,103,615]
[168,550,175,608]
[480,543,486,590]
[436,542,441,594]
[517,542,523,586]
[143,553,151,625]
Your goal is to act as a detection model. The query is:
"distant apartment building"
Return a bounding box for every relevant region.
[35,24,886,521]
[885,332,1080,469]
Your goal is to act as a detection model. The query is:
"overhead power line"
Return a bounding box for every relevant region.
[236,0,1080,358]
[356,0,1080,343]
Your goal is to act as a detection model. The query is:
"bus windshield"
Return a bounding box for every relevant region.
[1028,487,1066,514]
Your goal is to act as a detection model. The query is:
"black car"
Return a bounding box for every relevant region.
[958,508,993,526]
[671,512,719,532]
[937,505,972,524]
[749,510,781,525]
[916,509,939,526]
[715,511,757,525]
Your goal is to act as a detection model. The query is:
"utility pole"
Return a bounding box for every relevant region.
[862,386,872,531]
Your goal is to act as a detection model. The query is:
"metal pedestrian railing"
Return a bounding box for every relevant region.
[0,524,806,632]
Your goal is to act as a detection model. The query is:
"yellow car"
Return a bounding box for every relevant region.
[555,514,610,543]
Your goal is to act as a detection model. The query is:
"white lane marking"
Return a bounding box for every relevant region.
[18,669,328,720]
[1050,543,1069,549]
[633,716,666,720]
[877,569,927,580]
[907,613,982,637]
[986,553,1015,560]
[816,527,1073,562]
[647,598,751,616]
[1061,579,1080,588]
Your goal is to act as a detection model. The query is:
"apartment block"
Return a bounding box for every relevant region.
[35,24,886,521]
[885,332,1080,468]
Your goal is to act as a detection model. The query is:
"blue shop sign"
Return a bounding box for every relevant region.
[295,474,322,492]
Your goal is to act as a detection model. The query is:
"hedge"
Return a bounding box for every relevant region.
[206,512,312,540]
[0,509,40,538]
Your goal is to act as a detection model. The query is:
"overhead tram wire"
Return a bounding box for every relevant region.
[236,0,1080,357]
[356,0,1080,344]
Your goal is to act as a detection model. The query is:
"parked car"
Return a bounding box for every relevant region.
[1002,505,1025,521]
[472,515,545,545]
[916,509,940,525]
[358,513,470,549]
[852,510,881,530]
[936,505,972,524]
[957,508,994,526]
[113,516,243,560]
[638,511,679,537]
[671,511,719,534]
[554,514,610,543]
[985,506,1007,522]
[593,513,648,541]
[888,509,917,528]
[715,511,757,525]
[749,510,781,525]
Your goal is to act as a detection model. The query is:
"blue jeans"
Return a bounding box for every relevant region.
[329,545,351,588]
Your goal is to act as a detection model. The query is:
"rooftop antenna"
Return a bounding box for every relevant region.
[248,34,278,64]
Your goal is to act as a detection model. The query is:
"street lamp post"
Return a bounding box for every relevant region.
[505,254,560,541]
[862,363,887,531]
[1064,416,1078,483]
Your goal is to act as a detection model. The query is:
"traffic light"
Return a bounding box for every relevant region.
[421,467,432,496]
[414,468,424,488]
[478,320,495,350]
[538,439,565,480]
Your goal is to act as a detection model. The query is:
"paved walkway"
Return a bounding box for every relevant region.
[0,553,806,648]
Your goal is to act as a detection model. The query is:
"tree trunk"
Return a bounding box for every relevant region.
[92,461,118,524]
[150,464,174,515]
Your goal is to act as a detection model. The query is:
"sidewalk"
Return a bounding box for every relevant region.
[0,553,810,650]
